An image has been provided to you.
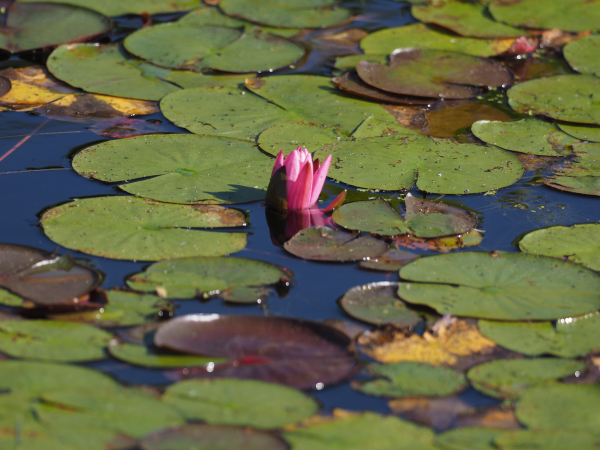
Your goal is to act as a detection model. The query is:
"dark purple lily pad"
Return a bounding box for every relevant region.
[154,314,358,390]
[283,226,388,262]
[140,424,289,450]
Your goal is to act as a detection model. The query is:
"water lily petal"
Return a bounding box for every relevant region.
[288,160,313,210]
[310,154,331,206]
[272,150,285,177]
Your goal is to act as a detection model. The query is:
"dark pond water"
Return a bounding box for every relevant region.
[0,0,597,417]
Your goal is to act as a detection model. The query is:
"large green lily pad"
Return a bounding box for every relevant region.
[160,75,395,141]
[356,362,466,398]
[564,34,600,77]
[282,412,437,450]
[435,427,503,450]
[489,0,600,32]
[356,49,512,99]
[0,2,111,53]
[558,123,600,142]
[508,75,600,125]
[339,282,422,328]
[127,256,290,299]
[124,24,304,72]
[20,0,203,17]
[544,143,600,196]
[519,224,600,270]
[495,430,600,449]
[0,320,111,362]
[467,358,586,399]
[219,0,351,29]
[412,2,524,39]
[478,313,600,357]
[163,378,318,429]
[41,196,247,261]
[360,23,515,58]
[397,252,600,320]
[72,134,271,204]
[472,118,577,156]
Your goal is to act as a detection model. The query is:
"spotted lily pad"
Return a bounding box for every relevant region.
[471,118,577,156]
[489,0,600,32]
[397,252,600,320]
[508,75,600,125]
[339,282,421,328]
[154,314,358,389]
[412,2,524,39]
[0,2,111,53]
[467,358,586,399]
[519,224,600,270]
[558,123,600,142]
[41,196,247,261]
[360,23,515,58]
[20,0,203,16]
[356,362,466,398]
[478,313,600,358]
[163,378,318,428]
[544,143,600,195]
[124,24,304,72]
[127,256,291,299]
[0,320,112,362]
[219,0,351,29]
[72,134,271,204]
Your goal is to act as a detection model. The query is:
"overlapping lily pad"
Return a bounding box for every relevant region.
[127,256,290,299]
[435,427,503,450]
[412,2,524,39]
[41,196,247,261]
[397,252,600,320]
[508,75,600,125]
[489,0,600,32]
[72,134,272,204]
[467,358,586,399]
[20,0,203,17]
[478,313,600,357]
[564,35,600,77]
[109,340,220,369]
[519,223,600,270]
[356,362,466,398]
[219,0,352,29]
[472,118,577,156]
[543,143,600,195]
[0,2,111,53]
[124,24,304,72]
[163,378,318,428]
[495,430,600,450]
[558,123,600,142]
[360,23,515,58]
[154,314,358,389]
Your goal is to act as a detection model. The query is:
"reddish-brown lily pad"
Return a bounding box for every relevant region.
[154,314,358,390]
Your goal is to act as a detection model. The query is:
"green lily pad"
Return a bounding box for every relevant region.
[163,378,318,429]
[109,341,220,368]
[516,383,600,432]
[334,54,388,72]
[282,412,436,450]
[0,2,111,53]
[160,75,395,141]
[412,2,524,39]
[0,320,111,362]
[360,23,515,58]
[558,123,600,142]
[508,75,600,125]
[356,362,466,398]
[20,0,203,17]
[333,199,409,236]
[471,118,577,156]
[41,196,247,261]
[124,24,304,72]
[283,227,388,262]
[489,0,600,32]
[397,252,600,320]
[564,34,600,77]
[358,249,419,272]
[219,0,351,29]
[435,427,502,450]
[0,288,23,307]
[356,49,512,99]
[519,224,600,270]
[494,430,600,450]
[141,424,290,450]
[478,313,600,358]
[467,358,586,399]
[127,256,290,299]
[339,282,422,327]
[544,143,600,196]
[72,134,271,204]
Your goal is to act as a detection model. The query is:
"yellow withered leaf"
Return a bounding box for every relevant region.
[32,93,158,119]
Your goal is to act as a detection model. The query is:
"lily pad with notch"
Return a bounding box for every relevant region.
[41,196,247,261]
[397,252,600,320]
[19,0,204,17]
[154,314,358,389]
[72,134,272,204]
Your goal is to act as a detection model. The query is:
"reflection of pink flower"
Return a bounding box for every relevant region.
[270,146,332,211]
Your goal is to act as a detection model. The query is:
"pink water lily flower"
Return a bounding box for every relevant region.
[268,146,332,211]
